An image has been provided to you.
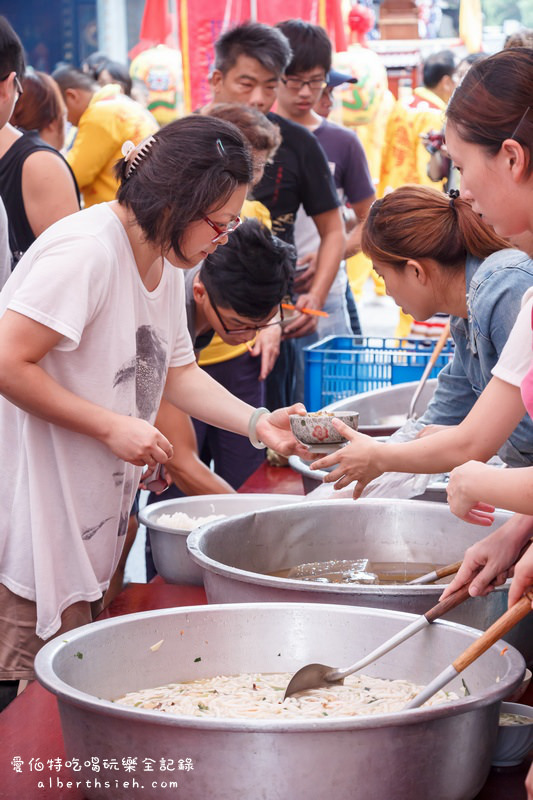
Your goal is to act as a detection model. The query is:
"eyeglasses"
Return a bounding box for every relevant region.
[280,76,327,93]
[203,214,242,244]
[204,283,284,335]
[0,72,23,98]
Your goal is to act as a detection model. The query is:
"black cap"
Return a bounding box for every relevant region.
[326,69,358,88]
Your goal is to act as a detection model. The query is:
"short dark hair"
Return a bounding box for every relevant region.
[504,29,533,49]
[52,65,97,94]
[276,19,332,75]
[115,115,253,263]
[81,50,108,80]
[214,21,292,77]
[423,50,456,89]
[206,103,281,156]
[200,218,293,319]
[0,15,25,79]
[97,59,132,96]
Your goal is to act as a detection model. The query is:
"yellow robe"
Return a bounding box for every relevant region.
[378,86,446,197]
[67,84,158,208]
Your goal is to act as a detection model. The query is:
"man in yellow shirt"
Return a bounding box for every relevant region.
[378,50,457,196]
[52,67,158,207]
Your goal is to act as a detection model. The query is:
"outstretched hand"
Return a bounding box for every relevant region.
[255,403,310,459]
[439,518,532,602]
[310,419,386,499]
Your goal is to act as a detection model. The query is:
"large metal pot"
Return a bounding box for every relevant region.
[187,499,533,664]
[138,494,304,585]
[35,603,524,800]
[324,379,437,436]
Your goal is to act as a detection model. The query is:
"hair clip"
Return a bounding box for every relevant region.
[121,135,157,179]
[510,106,531,142]
[216,138,226,156]
[448,189,460,209]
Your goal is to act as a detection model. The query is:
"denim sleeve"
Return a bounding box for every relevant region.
[473,263,531,381]
[419,351,478,426]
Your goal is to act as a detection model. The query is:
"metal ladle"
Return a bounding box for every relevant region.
[283,581,472,699]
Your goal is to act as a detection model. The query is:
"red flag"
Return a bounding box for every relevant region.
[178,0,348,111]
[130,0,176,59]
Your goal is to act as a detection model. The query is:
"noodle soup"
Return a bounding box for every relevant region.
[114,672,458,720]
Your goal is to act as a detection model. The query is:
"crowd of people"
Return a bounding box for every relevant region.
[1,13,533,792]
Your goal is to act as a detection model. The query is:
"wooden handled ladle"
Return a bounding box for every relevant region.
[407,560,463,585]
[405,588,533,709]
[283,581,473,699]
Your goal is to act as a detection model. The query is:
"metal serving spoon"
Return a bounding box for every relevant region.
[284,581,472,699]
[406,588,533,709]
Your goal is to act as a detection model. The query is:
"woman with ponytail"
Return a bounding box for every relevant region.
[310,179,533,492]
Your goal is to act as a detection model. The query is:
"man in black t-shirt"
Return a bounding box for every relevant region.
[209,21,345,406]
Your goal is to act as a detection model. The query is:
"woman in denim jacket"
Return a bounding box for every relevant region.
[311,182,533,490]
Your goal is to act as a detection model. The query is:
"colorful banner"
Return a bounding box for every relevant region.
[177,0,347,112]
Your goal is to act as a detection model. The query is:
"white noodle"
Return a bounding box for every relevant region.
[115,672,458,719]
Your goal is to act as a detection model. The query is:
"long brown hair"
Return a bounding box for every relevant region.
[446,48,533,174]
[362,185,511,270]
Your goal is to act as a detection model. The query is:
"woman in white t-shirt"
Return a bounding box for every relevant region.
[0,114,307,705]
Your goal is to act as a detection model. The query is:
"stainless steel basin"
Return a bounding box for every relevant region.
[35,602,525,800]
[139,494,304,585]
[187,499,533,664]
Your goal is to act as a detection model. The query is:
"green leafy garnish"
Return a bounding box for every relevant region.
[74,651,83,659]
[461,679,471,696]
[194,656,201,663]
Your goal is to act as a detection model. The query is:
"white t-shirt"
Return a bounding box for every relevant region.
[0,197,11,290]
[492,286,533,386]
[0,204,194,639]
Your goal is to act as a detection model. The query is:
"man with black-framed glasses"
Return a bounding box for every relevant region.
[275,19,376,401]
[145,217,293,501]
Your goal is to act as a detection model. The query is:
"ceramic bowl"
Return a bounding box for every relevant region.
[491,701,533,766]
[289,411,359,445]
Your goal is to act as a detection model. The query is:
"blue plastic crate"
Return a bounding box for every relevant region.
[304,335,454,411]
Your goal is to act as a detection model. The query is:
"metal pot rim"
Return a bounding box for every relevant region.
[186,499,511,595]
[34,603,525,733]
[138,493,305,536]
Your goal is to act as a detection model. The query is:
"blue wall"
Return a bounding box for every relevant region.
[2,1,98,71]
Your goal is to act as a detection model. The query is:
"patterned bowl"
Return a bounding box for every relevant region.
[289,411,359,445]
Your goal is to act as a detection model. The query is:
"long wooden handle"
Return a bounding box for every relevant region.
[453,591,533,673]
[424,581,472,623]
[408,321,451,419]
